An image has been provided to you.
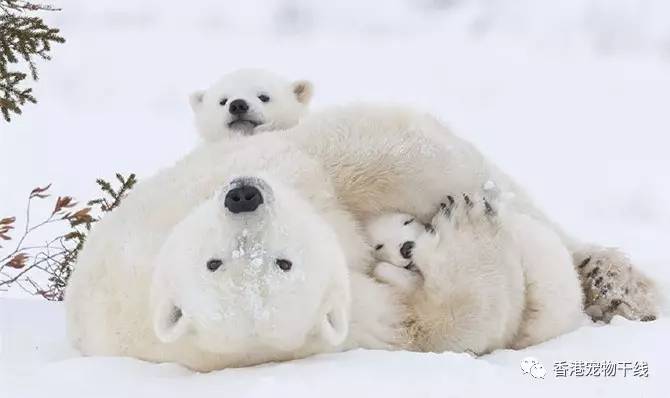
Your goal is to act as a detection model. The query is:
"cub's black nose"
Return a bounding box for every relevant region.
[229,99,249,115]
[400,241,415,259]
[224,185,263,213]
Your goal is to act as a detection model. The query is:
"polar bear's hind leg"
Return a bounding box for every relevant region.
[574,248,659,323]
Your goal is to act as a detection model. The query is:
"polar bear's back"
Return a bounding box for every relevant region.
[286,104,544,226]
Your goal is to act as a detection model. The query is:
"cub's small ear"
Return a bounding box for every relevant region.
[291,80,313,105]
[189,90,205,111]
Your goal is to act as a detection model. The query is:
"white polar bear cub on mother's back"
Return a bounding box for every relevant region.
[190,69,313,142]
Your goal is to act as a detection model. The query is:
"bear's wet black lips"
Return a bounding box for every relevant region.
[228,118,261,129]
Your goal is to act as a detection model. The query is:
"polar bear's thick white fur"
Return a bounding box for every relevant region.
[66,130,407,371]
[366,198,584,354]
[67,104,588,371]
[149,174,408,363]
[190,68,313,142]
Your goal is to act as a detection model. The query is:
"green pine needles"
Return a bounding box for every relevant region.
[0,0,64,122]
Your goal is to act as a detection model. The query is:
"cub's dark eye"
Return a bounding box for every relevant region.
[375,244,384,251]
[258,94,270,103]
[219,98,228,106]
[206,258,223,272]
[275,258,292,271]
[403,218,415,226]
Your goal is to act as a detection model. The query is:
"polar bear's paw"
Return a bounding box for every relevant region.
[411,193,501,281]
[428,193,499,236]
[574,248,659,323]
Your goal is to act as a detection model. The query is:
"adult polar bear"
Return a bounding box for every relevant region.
[69,104,592,371]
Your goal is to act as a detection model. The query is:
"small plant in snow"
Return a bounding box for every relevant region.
[0,173,137,300]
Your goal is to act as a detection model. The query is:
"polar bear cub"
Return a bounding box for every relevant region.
[190,68,313,142]
[366,194,585,354]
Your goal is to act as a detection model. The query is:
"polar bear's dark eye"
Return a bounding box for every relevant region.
[403,218,415,226]
[275,258,292,271]
[219,98,228,106]
[206,258,223,272]
[258,94,270,103]
[375,244,384,251]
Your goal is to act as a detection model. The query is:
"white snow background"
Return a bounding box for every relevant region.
[1,0,669,396]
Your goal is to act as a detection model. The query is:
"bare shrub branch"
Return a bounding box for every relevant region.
[0,173,137,300]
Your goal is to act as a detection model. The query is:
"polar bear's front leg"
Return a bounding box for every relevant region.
[411,194,505,298]
[407,194,524,355]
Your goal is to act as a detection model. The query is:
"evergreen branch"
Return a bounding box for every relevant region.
[0,1,59,14]
[0,0,64,121]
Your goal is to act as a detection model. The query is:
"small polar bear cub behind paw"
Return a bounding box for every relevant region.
[190,68,313,142]
[365,194,585,354]
[366,214,427,293]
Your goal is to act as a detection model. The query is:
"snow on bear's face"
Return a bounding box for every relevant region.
[365,213,427,270]
[150,175,350,355]
[190,69,313,142]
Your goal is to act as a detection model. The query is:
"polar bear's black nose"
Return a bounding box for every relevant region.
[224,185,264,213]
[229,99,249,115]
[400,241,414,259]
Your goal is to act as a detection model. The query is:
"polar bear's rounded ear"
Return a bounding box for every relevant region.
[153,297,190,343]
[291,80,313,105]
[319,297,349,347]
[189,90,205,112]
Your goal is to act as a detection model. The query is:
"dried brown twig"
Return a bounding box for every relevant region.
[0,174,136,300]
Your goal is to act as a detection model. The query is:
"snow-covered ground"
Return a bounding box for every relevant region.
[1,0,669,396]
[1,299,668,397]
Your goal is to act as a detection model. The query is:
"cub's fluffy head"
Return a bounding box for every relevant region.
[190,69,313,142]
[150,174,350,357]
[365,213,427,269]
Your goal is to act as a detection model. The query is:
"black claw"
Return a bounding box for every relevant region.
[463,194,473,208]
[586,266,600,279]
[440,196,456,218]
[484,199,496,216]
[440,204,451,218]
[578,257,591,269]
[641,315,656,322]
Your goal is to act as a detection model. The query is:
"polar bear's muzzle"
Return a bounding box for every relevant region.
[223,177,273,214]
